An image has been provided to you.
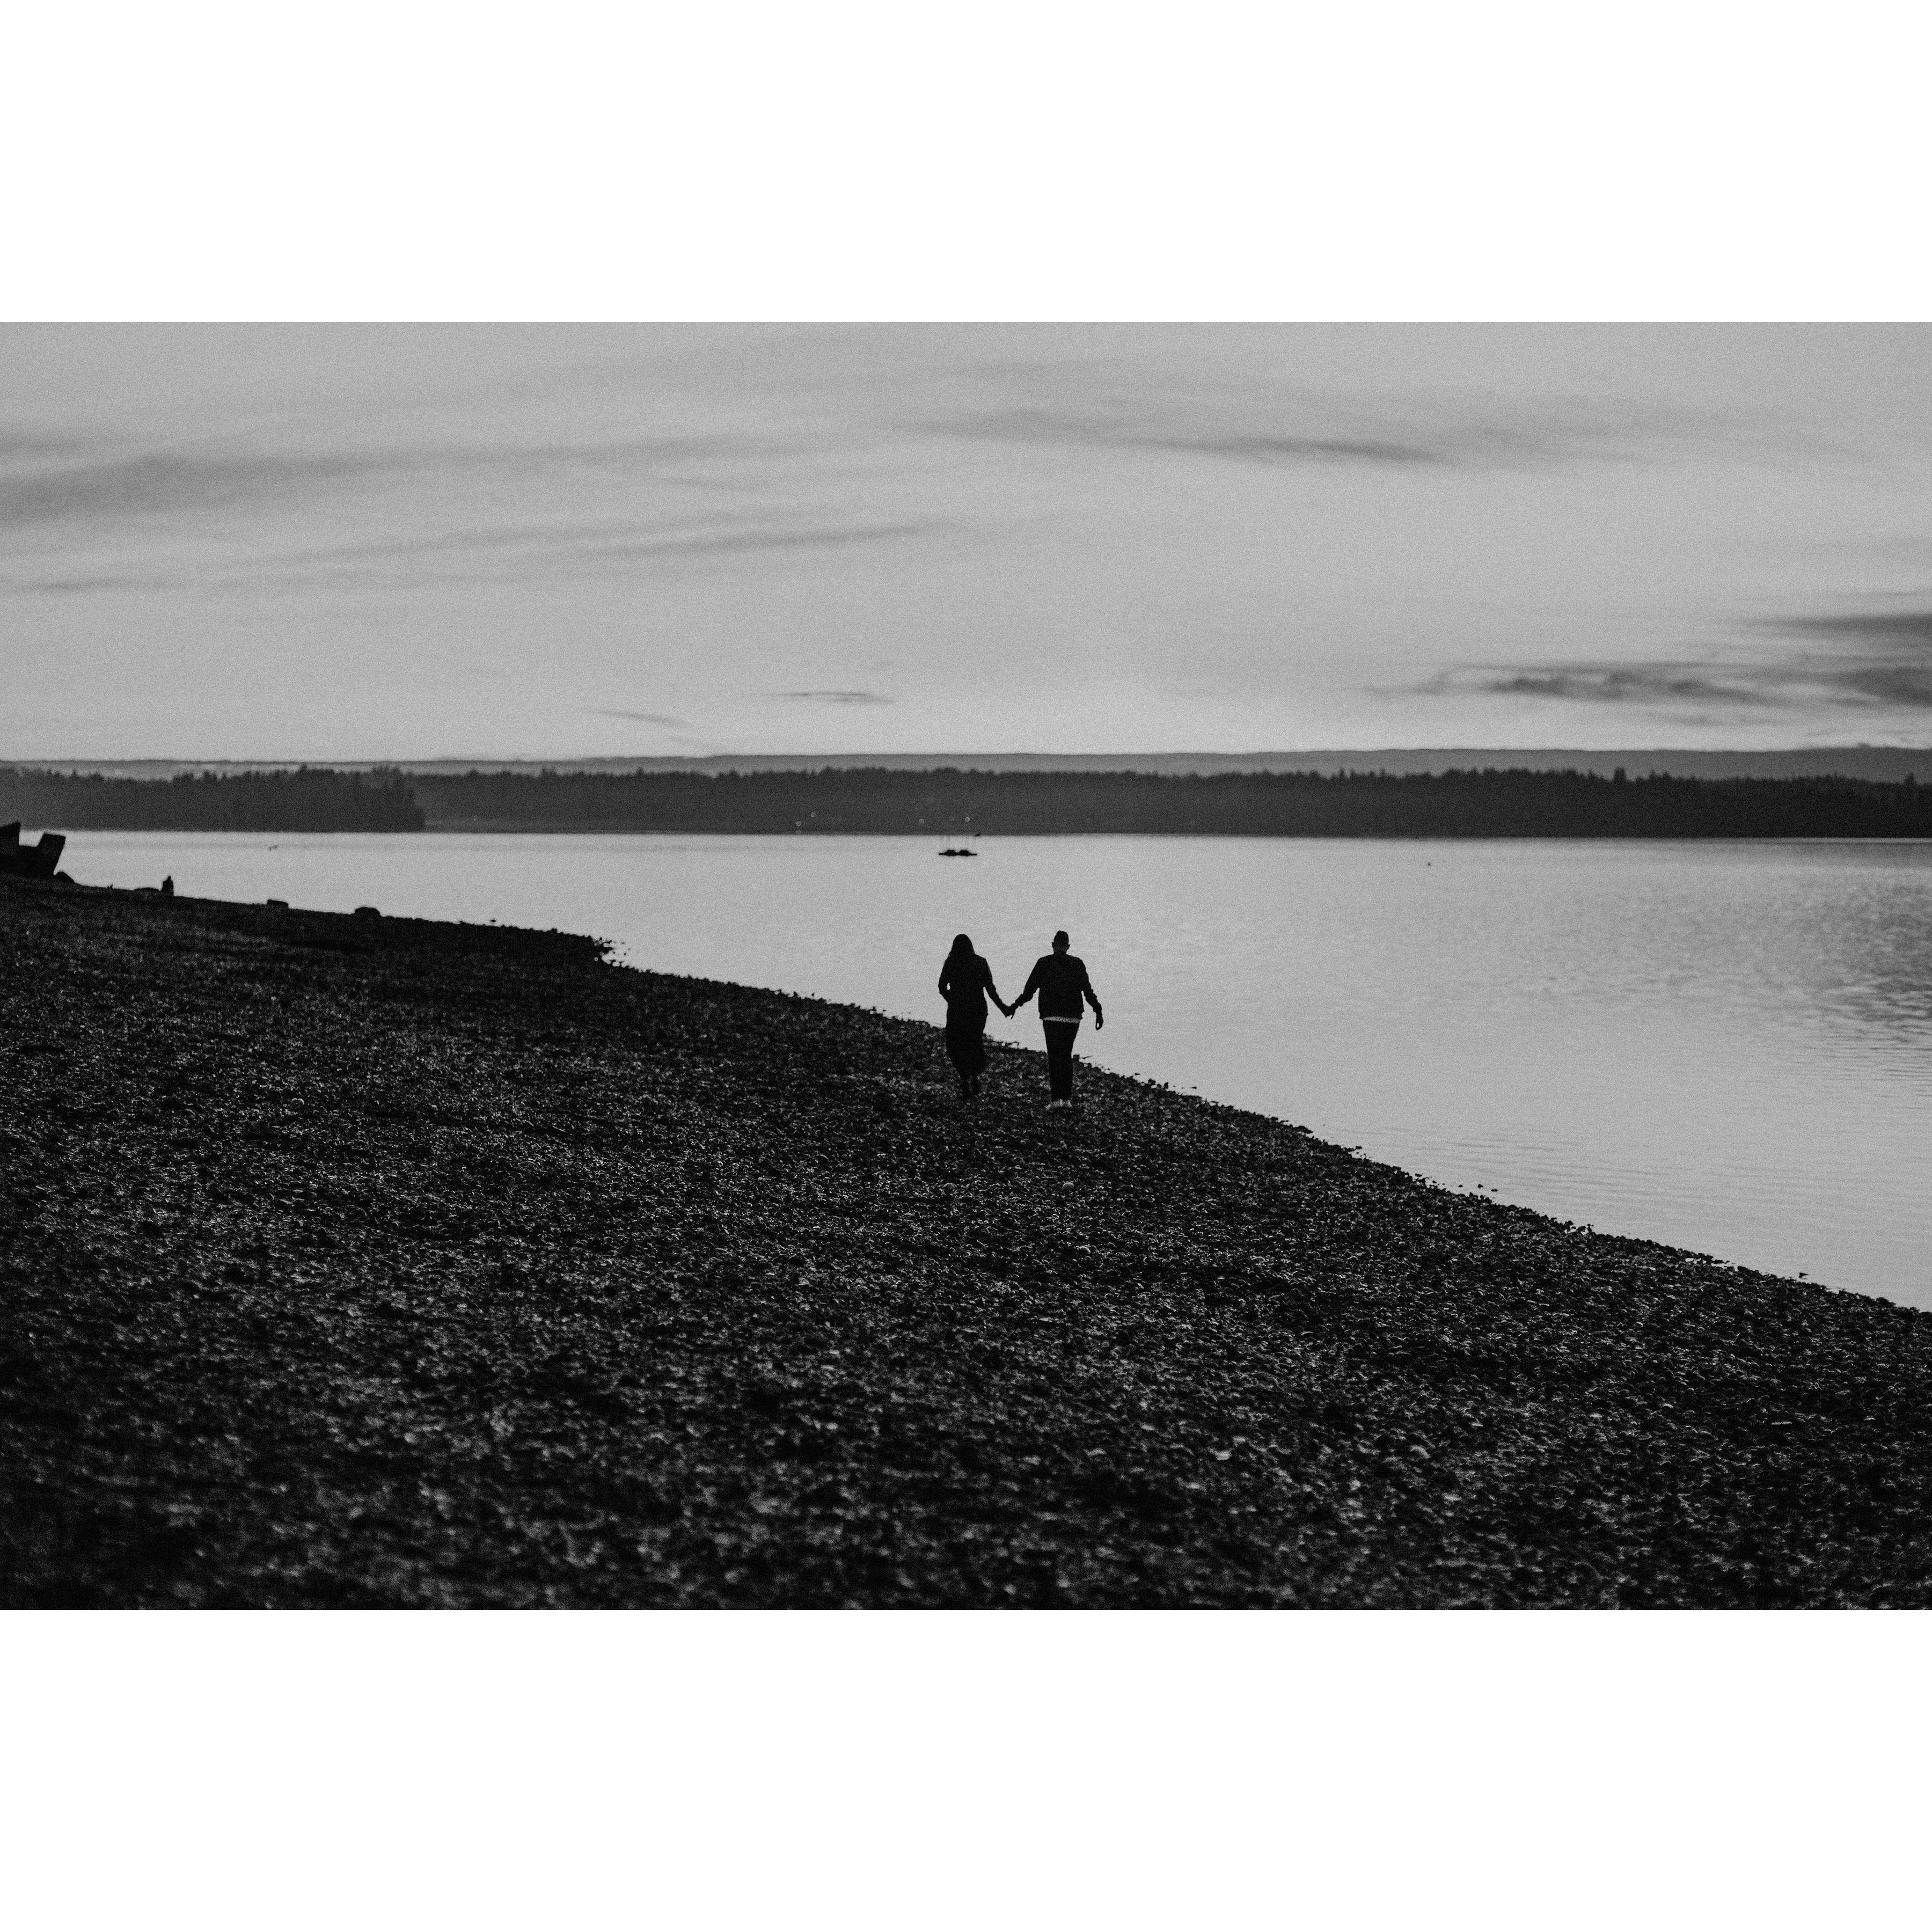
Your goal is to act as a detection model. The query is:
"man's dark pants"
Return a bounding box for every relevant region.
[1043,1019,1079,1101]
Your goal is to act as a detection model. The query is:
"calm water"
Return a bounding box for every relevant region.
[56,831,1932,1307]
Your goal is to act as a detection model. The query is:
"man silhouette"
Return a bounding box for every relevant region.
[1011,930,1103,1112]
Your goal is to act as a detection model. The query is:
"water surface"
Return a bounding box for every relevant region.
[61,832,1932,1307]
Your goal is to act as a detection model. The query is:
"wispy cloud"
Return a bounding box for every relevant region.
[604,522,922,560]
[591,708,686,727]
[0,444,381,530]
[935,406,1445,467]
[0,431,808,535]
[261,517,926,581]
[7,572,171,595]
[1462,667,1779,706]
[776,690,893,705]
[1431,605,1932,715]
[1781,609,1932,647]
[920,362,1781,473]
[1765,609,1932,708]
[0,464,929,597]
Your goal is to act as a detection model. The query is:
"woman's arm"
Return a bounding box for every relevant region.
[979,957,1008,1016]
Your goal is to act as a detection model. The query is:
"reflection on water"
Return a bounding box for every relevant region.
[59,831,1932,1307]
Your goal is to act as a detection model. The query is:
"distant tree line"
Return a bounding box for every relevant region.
[7,764,1931,838]
[408,766,1932,837]
[0,766,425,832]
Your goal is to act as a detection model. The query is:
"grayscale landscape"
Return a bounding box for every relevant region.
[6,324,1931,1608]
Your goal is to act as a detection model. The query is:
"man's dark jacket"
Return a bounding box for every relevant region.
[1018,953,1097,1021]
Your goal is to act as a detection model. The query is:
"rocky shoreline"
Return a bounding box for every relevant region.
[4,877,1929,1607]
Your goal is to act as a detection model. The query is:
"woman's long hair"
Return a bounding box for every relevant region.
[949,932,975,960]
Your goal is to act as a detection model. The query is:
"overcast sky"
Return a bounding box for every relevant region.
[4,323,1930,759]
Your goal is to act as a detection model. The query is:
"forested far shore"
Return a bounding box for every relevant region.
[5,763,1932,837]
[0,766,425,832]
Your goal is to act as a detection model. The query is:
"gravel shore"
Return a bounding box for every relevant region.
[4,878,1929,1607]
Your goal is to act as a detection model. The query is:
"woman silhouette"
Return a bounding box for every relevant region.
[938,932,1011,1100]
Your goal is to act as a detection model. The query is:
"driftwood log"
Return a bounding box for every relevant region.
[0,824,64,880]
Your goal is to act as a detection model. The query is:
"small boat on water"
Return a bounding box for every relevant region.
[938,847,978,858]
[0,823,65,880]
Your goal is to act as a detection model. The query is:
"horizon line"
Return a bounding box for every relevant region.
[6,743,1931,764]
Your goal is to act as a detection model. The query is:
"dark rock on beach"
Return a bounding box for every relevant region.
[3,875,1929,1608]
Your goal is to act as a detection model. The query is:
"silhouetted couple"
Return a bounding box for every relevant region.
[938,929,1104,1111]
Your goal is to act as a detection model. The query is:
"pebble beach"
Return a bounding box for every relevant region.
[4,876,1929,1608]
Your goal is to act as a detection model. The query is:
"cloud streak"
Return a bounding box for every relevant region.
[1765,609,1932,709]
[0,430,814,535]
[934,407,1445,467]
[1494,669,1771,705]
[2,499,929,599]
[920,361,1785,474]
[267,517,927,577]
[1433,605,1932,715]
[0,444,382,530]
[1781,610,1932,647]
[777,690,893,705]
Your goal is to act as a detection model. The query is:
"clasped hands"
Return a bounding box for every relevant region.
[996,1001,1103,1029]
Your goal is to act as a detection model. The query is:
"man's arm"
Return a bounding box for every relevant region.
[1013,961,1041,1008]
[1081,962,1103,1027]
